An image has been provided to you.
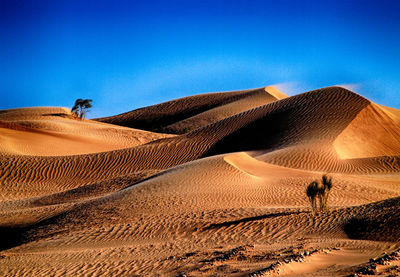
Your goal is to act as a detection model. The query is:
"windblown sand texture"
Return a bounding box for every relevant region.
[1,86,400,276]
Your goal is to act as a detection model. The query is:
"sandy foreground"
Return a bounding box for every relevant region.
[0,86,399,276]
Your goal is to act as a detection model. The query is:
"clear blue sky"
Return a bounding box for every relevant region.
[1,0,399,118]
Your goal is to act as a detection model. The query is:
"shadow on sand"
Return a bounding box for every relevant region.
[205,210,307,230]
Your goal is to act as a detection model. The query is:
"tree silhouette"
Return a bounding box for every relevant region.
[320,174,332,210]
[71,99,92,119]
[306,181,319,212]
[306,174,333,213]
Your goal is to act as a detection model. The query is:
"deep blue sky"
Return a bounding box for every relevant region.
[1,0,399,118]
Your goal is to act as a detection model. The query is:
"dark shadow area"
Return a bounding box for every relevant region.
[203,109,291,156]
[0,207,76,252]
[42,113,71,118]
[344,197,400,242]
[0,226,29,251]
[344,212,400,242]
[344,217,370,240]
[94,89,265,134]
[205,211,306,230]
[0,213,69,252]
[202,86,370,157]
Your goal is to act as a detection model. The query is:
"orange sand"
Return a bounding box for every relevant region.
[0,86,399,276]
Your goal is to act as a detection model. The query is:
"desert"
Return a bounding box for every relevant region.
[0,86,399,276]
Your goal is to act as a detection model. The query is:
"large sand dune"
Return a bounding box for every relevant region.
[1,86,399,276]
[95,86,288,134]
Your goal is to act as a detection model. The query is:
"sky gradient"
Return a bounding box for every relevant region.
[1,0,399,118]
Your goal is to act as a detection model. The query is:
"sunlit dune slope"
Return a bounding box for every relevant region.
[334,103,400,159]
[95,86,288,133]
[0,107,172,156]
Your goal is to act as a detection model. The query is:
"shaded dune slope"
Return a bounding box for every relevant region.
[164,86,288,133]
[344,196,400,242]
[201,86,371,155]
[95,86,287,134]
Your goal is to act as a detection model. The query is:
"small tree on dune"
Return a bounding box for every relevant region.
[306,181,319,212]
[306,174,333,213]
[320,174,332,210]
[71,99,92,119]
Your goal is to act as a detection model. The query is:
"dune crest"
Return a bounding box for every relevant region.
[224,152,309,179]
[264,85,289,100]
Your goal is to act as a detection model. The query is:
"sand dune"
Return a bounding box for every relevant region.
[4,87,399,200]
[1,86,400,276]
[0,107,172,156]
[95,86,288,133]
[164,86,288,133]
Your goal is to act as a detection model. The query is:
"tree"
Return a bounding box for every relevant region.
[306,174,333,213]
[320,174,332,210]
[306,181,319,212]
[71,99,92,119]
